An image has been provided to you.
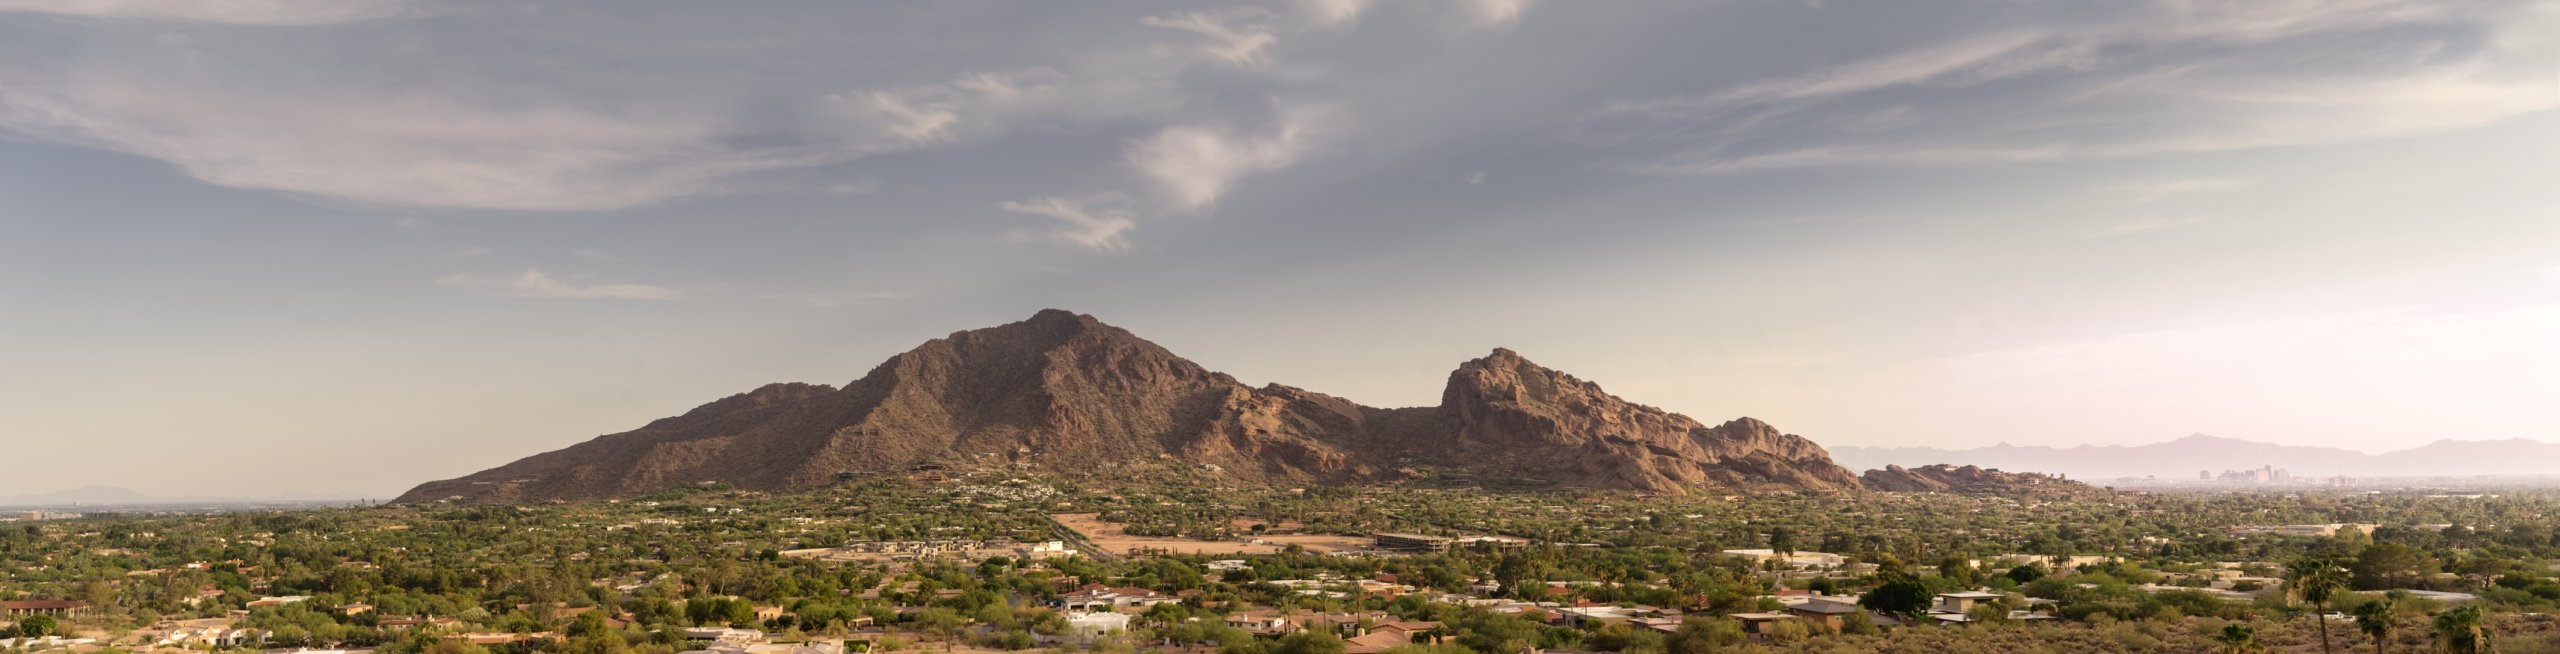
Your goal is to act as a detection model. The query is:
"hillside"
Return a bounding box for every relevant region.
[1859,464,2089,495]
[396,310,1862,503]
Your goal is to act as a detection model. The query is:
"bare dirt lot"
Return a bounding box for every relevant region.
[1049,513,1370,556]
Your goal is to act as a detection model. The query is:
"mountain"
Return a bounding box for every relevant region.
[0,486,371,507]
[1832,434,2560,480]
[1859,464,2086,495]
[396,310,1862,503]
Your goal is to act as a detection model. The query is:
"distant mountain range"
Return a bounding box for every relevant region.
[1830,434,2560,480]
[0,485,366,508]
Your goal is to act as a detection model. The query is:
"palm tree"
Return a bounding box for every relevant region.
[2349,593,2398,654]
[2431,605,2490,654]
[2288,555,2350,654]
[2216,623,2257,654]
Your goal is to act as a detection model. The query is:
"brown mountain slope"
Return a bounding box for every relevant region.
[396,310,1863,503]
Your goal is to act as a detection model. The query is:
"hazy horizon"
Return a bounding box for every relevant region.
[4,0,2556,499]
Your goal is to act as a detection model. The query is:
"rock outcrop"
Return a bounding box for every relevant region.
[396,310,1866,503]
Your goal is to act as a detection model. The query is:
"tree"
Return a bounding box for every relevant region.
[1964,602,2011,625]
[1859,579,1931,621]
[2288,555,2350,654]
[2349,591,2399,654]
[2430,605,2489,654]
[1666,618,1737,654]
[2351,543,2420,590]
[914,607,965,652]
[2215,623,2257,654]
[15,614,57,639]
[2006,564,2046,585]
[1273,630,1345,654]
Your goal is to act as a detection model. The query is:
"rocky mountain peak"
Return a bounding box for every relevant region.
[396,311,1871,503]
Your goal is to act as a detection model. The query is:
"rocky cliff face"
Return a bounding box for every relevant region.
[1426,349,1862,492]
[396,310,1865,503]
[1860,464,2086,494]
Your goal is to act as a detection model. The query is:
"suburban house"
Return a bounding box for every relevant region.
[1222,611,1299,636]
[1052,584,1175,611]
[379,616,465,631]
[1932,591,2005,615]
[1784,600,1860,631]
[1720,549,1847,568]
[449,632,556,645]
[1342,622,1441,654]
[0,600,87,618]
[1353,579,1418,598]
[1730,612,1796,635]
[683,628,764,642]
[1064,611,1130,637]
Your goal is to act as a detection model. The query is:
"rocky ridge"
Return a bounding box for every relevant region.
[398,310,1870,503]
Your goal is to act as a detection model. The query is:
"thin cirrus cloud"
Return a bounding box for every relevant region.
[998,195,1139,253]
[1141,10,1280,68]
[1583,0,2556,175]
[434,269,680,301]
[432,269,904,307]
[0,66,1082,212]
[0,0,410,25]
[0,80,835,212]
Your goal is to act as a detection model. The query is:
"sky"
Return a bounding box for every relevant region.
[2,0,2556,499]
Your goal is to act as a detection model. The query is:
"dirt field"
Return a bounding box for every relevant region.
[1050,513,1370,556]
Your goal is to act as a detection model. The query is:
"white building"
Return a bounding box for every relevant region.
[1721,549,1846,567]
[1065,612,1131,637]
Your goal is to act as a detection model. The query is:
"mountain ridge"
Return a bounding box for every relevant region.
[396,310,1867,503]
[1832,434,2560,480]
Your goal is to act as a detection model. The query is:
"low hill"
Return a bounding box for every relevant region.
[1832,434,2560,480]
[1860,464,2090,495]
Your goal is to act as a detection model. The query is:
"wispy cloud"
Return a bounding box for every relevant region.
[0,0,410,25]
[1126,109,1329,211]
[999,195,1138,253]
[435,269,680,300]
[1455,0,1534,29]
[1142,10,1279,68]
[0,81,831,211]
[433,268,902,306]
[1301,0,1371,27]
[1587,1,2555,175]
[0,65,1089,211]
